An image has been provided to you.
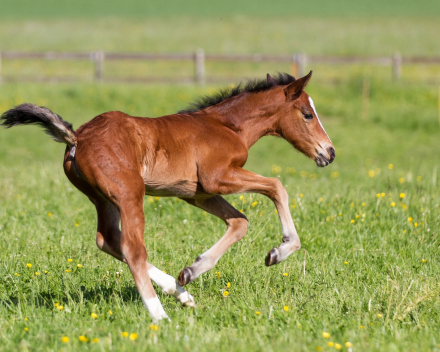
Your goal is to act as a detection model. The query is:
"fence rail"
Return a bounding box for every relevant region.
[1,50,440,84]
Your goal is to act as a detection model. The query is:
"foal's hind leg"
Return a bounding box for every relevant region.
[95,200,194,307]
[178,196,248,286]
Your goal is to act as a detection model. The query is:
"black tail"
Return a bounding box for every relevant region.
[1,103,77,147]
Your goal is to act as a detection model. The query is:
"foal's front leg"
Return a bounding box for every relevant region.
[209,168,301,266]
[178,196,248,286]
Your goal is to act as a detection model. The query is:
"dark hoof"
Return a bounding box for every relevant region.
[178,267,192,286]
[265,248,279,266]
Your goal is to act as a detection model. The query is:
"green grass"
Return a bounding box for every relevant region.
[0,80,439,352]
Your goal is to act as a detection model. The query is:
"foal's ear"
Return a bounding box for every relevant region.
[267,73,277,86]
[285,70,313,100]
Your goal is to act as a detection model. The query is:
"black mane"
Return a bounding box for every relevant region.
[178,72,295,114]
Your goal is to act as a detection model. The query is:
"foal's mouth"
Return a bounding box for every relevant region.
[315,153,332,167]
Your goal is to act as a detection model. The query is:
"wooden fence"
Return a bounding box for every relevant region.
[1,50,440,84]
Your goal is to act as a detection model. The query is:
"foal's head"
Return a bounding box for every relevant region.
[272,71,335,167]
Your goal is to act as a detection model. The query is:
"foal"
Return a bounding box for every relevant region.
[1,71,334,322]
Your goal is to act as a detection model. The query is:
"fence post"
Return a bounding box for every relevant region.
[94,51,105,82]
[195,48,205,85]
[296,53,307,78]
[392,51,401,80]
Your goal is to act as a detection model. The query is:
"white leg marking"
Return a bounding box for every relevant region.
[148,265,195,307]
[142,296,170,322]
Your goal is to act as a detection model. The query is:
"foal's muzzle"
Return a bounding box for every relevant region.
[315,146,335,167]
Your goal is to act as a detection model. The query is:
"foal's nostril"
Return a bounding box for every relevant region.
[328,147,335,162]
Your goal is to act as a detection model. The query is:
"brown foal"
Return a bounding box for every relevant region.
[1,71,334,322]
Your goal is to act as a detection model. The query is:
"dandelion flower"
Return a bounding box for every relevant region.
[376,313,383,318]
[335,344,342,350]
[65,270,72,273]
[54,302,59,307]
[239,195,244,200]
[283,273,288,277]
[122,332,129,337]
[61,337,69,343]
[44,270,48,274]
[400,193,405,198]
[47,212,52,217]
[362,202,366,207]
[150,325,159,331]
[223,291,229,297]
[25,318,28,322]
[299,194,303,198]
[316,347,323,352]
[129,333,138,341]
[24,327,29,332]
[328,342,334,347]
[14,273,20,276]
[92,338,99,343]
[368,170,375,177]
[417,176,422,181]
[376,193,380,198]
[322,332,330,339]
[381,192,385,197]
[91,313,98,319]
[256,311,261,315]
[388,164,393,169]
[57,305,64,310]
[355,215,359,219]
[79,336,89,342]
[390,202,396,207]
[251,201,258,207]
[422,259,427,263]
[344,261,349,265]
[75,222,79,227]
[399,178,404,183]
[77,264,82,268]
[108,310,112,315]
[68,259,73,262]
[26,263,32,268]
[35,272,40,275]
[359,325,364,329]
[414,222,418,227]
[345,342,353,348]
[283,306,289,312]
[350,219,355,224]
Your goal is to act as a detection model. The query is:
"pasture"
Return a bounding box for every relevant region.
[1,1,440,351]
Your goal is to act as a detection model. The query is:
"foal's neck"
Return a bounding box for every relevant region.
[206,89,284,149]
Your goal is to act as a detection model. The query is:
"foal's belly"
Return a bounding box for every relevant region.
[143,179,201,198]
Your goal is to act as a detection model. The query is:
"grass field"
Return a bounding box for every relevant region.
[1,1,440,351]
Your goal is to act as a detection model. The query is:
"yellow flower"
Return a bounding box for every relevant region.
[414,222,418,227]
[399,177,404,183]
[14,273,20,276]
[57,305,64,310]
[283,272,288,277]
[256,311,261,315]
[422,259,427,263]
[227,282,231,288]
[345,342,353,348]
[75,222,79,227]
[402,204,407,210]
[239,195,244,200]
[35,272,40,275]
[388,164,393,169]
[68,259,73,262]
[322,332,330,339]
[26,263,32,268]
[78,336,89,342]
[370,322,373,325]
[368,170,375,177]
[359,325,364,329]
[377,313,383,318]
[44,270,48,274]
[24,327,29,332]
[122,332,129,337]
[328,342,334,347]
[61,336,69,343]
[91,313,98,319]
[390,202,396,207]
[339,213,342,216]
[362,202,366,207]
[54,302,59,307]
[24,318,28,322]
[92,338,99,343]
[299,194,303,198]
[77,264,82,268]
[376,193,380,198]
[223,291,229,297]
[417,176,422,181]
[350,219,355,224]
[344,261,349,265]
[355,215,359,219]
[316,347,323,352]
[283,306,289,312]
[335,344,342,350]
[150,325,159,331]
[148,196,154,203]
[129,333,138,341]
[381,192,385,197]
[400,193,405,198]
[65,270,72,273]
[108,310,112,315]
[47,212,52,217]
[408,217,413,222]
[251,201,258,207]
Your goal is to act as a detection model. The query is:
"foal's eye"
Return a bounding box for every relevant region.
[303,113,313,120]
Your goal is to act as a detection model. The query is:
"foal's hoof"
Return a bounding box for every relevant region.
[178,267,193,286]
[265,248,280,266]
